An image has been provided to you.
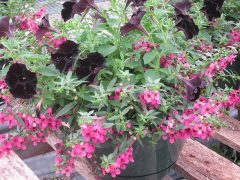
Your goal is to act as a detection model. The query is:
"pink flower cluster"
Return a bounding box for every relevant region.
[109,88,123,100]
[0,80,7,90]
[228,29,240,45]
[160,53,175,68]
[102,146,134,178]
[19,7,46,33]
[81,121,111,144]
[160,96,224,143]
[30,132,46,146]
[0,107,18,128]
[198,41,213,52]
[160,52,189,68]
[18,108,62,131]
[42,32,67,48]
[55,142,75,177]
[224,88,240,108]
[19,16,39,33]
[133,37,154,53]
[34,7,46,19]
[139,90,161,109]
[205,53,236,78]
[71,143,95,158]
[0,134,27,158]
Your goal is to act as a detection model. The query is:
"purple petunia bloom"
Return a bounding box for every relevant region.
[120,9,148,36]
[35,15,59,41]
[201,0,225,21]
[179,76,207,101]
[51,40,80,73]
[61,0,100,22]
[175,14,199,40]
[173,0,199,40]
[173,0,192,15]
[5,63,37,99]
[76,52,105,83]
[0,16,16,39]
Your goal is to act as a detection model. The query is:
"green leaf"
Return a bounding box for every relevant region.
[143,51,157,64]
[55,102,77,119]
[102,123,115,128]
[107,78,117,91]
[144,69,160,83]
[98,45,117,57]
[38,65,60,77]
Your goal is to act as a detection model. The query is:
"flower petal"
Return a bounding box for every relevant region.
[201,0,225,21]
[35,15,59,41]
[61,1,76,22]
[173,0,192,15]
[0,16,15,39]
[175,14,199,39]
[76,52,105,83]
[5,63,37,99]
[51,40,79,72]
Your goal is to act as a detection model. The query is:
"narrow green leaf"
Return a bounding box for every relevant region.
[102,123,115,128]
[55,102,77,119]
[143,51,157,65]
[38,65,60,77]
[98,45,117,57]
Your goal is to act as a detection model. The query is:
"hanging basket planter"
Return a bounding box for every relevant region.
[0,0,240,179]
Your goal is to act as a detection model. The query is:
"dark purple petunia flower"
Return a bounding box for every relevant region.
[0,0,8,5]
[5,63,37,99]
[0,16,16,39]
[35,15,59,41]
[173,0,192,15]
[201,0,225,21]
[173,0,198,40]
[179,76,207,101]
[61,1,76,22]
[76,52,105,83]
[120,9,148,36]
[175,14,199,40]
[61,0,100,22]
[125,0,147,9]
[51,40,79,73]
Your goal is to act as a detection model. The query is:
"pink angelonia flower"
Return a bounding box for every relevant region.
[139,90,161,109]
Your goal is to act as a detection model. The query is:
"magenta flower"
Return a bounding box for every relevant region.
[120,9,148,36]
[139,90,161,109]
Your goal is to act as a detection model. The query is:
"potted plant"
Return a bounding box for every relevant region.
[0,0,239,179]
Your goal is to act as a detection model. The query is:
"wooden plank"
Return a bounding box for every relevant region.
[175,139,240,180]
[0,152,39,180]
[15,142,53,159]
[213,115,240,152]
